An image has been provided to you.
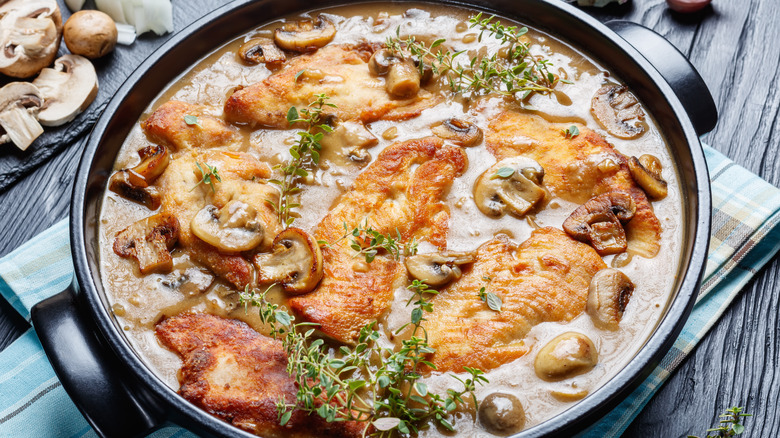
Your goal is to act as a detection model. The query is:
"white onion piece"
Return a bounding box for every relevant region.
[65,0,86,12]
[95,0,127,23]
[95,0,173,36]
[116,23,137,45]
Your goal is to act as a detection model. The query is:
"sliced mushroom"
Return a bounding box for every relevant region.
[63,10,117,59]
[404,251,475,286]
[562,192,636,255]
[108,145,170,210]
[474,157,548,218]
[253,228,323,294]
[273,15,336,53]
[190,201,265,253]
[591,84,647,139]
[320,120,378,163]
[113,213,180,274]
[534,332,598,381]
[628,154,668,200]
[0,0,62,78]
[367,48,399,76]
[478,392,526,436]
[431,118,483,147]
[32,54,99,126]
[0,82,44,150]
[385,59,421,98]
[237,37,286,66]
[161,257,215,297]
[587,268,635,330]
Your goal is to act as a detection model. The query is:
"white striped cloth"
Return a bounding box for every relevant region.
[1,145,779,437]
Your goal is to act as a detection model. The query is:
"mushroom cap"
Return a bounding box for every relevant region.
[113,212,180,274]
[591,84,647,139]
[404,251,475,286]
[190,202,265,253]
[628,155,668,200]
[478,392,526,435]
[431,118,483,147]
[63,10,118,59]
[273,15,336,52]
[367,48,399,76]
[473,156,548,218]
[534,332,598,381]
[0,0,62,78]
[108,145,170,210]
[32,54,99,126]
[586,268,635,330]
[254,227,323,294]
[237,37,286,66]
[0,82,44,150]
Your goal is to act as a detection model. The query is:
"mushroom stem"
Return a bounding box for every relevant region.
[0,106,44,150]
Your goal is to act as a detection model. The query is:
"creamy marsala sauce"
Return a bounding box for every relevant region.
[99,2,683,435]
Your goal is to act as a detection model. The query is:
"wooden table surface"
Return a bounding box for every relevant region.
[1,0,778,437]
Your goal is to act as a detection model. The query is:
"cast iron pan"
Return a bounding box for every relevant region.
[30,0,715,437]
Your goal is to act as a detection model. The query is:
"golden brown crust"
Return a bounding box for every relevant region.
[224,44,440,128]
[485,112,662,257]
[424,228,607,373]
[155,313,364,438]
[143,100,240,151]
[289,137,468,343]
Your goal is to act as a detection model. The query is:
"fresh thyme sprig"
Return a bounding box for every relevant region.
[688,407,752,438]
[320,221,419,263]
[240,281,488,437]
[267,94,336,228]
[191,161,221,193]
[385,13,561,101]
[477,276,502,312]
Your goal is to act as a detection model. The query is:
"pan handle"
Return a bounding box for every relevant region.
[31,280,165,438]
[606,20,718,136]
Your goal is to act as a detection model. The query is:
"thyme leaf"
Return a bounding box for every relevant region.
[562,125,580,139]
[321,220,419,263]
[191,161,221,193]
[477,276,501,312]
[183,114,202,127]
[688,407,752,438]
[491,166,515,179]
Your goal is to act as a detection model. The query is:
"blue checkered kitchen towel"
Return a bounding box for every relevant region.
[1,145,779,438]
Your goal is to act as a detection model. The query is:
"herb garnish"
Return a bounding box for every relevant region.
[688,407,752,438]
[491,166,515,179]
[183,114,201,127]
[320,221,419,263]
[562,125,580,139]
[267,94,336,228]
[191,161,221,193]
[240,281,488,437]
[385,13,561,102]
[477,276,502,312]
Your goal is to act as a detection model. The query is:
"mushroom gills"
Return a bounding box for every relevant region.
[190,201,265,253]
[587,268,635,330]
[253,228,323,294]
[628,154,668,200]
[319,119,378,163]
[591,84,647,139]
[273,15,336,52]
[562,192,636,255]
[238,37,286,66]
[0,82,45,150]
[113,212,180,274]
[534,332,598,381]
[0,0,62,78]
[474,157,548,218]
[431,118,483,147]
[404,251,475,286]
[32,54,99,126]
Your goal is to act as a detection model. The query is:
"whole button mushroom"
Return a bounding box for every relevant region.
[587,268,635,330]
[534,332,598,381]
[63,10,118,59]
[478,392,526,435]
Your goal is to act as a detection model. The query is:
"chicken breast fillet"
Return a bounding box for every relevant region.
[224,44,439,128]
[289,137,468,343]
[157,149,280,288]
[485,112,662,258]
[424,227,607,373]
[143,100,241,151]
[156,313,364,438]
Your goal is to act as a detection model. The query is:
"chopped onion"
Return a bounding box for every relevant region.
[95,0,173,36]
[116,23,137,45]
[95,0,127,23]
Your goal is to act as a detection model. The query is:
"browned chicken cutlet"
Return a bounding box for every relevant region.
[156,149,280,288]
[224,44,439,128]
[289,137,468,344]
[485,112,662,257]
[143,100,241,151]
[156,313,364,438]
[424,227,606,373]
